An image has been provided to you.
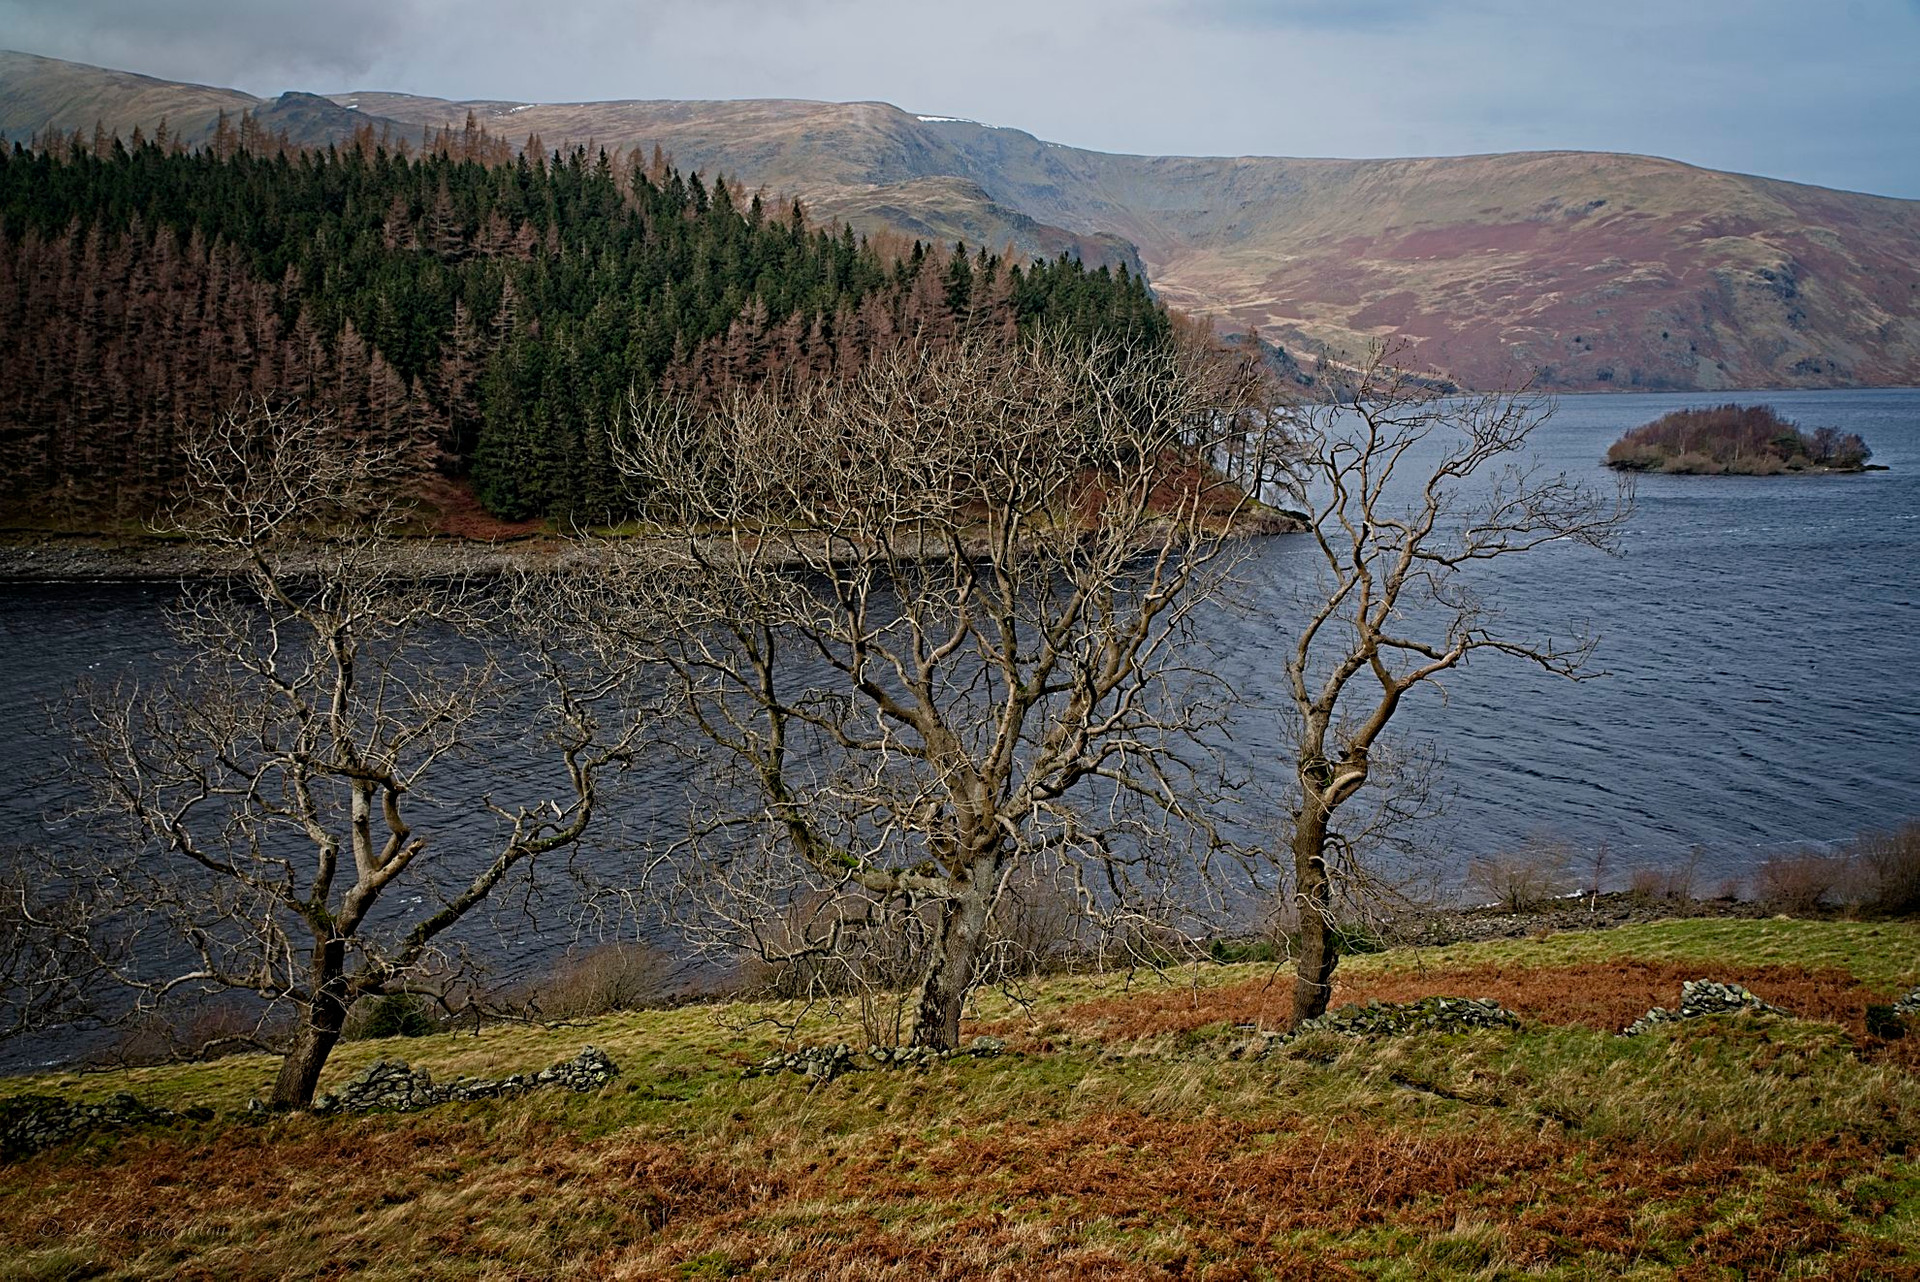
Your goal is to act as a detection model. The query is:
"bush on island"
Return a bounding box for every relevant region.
[1606,404,1871,474]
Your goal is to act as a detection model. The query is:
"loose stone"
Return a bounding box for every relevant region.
[739,1035,1009,1083]
[1621,979,1792,1036]
[309,1045,619,1115]
[1274,996,1521,1048]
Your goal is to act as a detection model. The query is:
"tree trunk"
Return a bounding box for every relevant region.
[1291,807,1338,1025]
[270,941,349,1110]
[906,879,995,1050]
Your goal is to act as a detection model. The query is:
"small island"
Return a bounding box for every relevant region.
[1605,404,1875,474]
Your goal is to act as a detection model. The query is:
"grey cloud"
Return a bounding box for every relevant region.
[1177,0,1464,31]
[0,0,426,93]
[2,0,1917,197]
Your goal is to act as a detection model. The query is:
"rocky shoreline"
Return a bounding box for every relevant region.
[0,532,583,582]
[1403,890,1778,947]
[1,510,1306,583]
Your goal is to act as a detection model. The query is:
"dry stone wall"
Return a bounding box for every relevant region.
[312,1045,618,1114]
[1621,980,1791,1036]
[0,1091,192,1162]
[743,1036,1008,1084]
[1,1046,618,1162]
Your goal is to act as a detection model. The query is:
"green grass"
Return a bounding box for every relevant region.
[13,917,1915,1113]
[1383,917,1920,989]
[3,917,1916,1279]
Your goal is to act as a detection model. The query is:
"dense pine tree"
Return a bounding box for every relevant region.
[0,134,1170,522]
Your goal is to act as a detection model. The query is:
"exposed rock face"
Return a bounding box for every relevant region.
[742,1036,1008,1084]
[1895,986,1920,1018]
[311,1046,619,1115]
[1621,980,1792,1036]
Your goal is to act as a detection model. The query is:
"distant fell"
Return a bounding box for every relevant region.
[4,49,1919,391]
[0,50,416,151]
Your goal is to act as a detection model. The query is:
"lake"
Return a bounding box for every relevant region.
[1212,386,1920,884]
[2,386,1917,1064]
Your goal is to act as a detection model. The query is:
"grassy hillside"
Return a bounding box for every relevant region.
[328,90,1920,393]
[0,50,252,146]
[0,50,415,152]
[331,87,1920,393]
[4,918,1917,1278]
[8,49,1918,393]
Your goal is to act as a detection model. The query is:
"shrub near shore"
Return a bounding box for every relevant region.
[1606,403,1873,473]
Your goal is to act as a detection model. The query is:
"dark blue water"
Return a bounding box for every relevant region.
[2,387,1916,1048]
[1211,387,1920,883]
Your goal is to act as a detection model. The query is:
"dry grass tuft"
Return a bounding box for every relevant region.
[9,1103,1909,1279]
[1005,958,1902,1044]
[3,918,1918,1278]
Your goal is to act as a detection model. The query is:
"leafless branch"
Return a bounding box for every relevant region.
[1275,342,1633,1020]
[64,398,651,1107]
[611,330,1291,1048]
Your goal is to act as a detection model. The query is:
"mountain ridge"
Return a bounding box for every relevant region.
[4,48,1918,391]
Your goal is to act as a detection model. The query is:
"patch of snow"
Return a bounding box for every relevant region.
[345,102,359,110]
[510,103,539,113]
[916,115,976,124]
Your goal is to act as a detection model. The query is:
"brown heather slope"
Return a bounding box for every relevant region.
[332,90,1148,274]
[1089,149,1920,393]
[6,50,1920,390]
[3,919,1918,1277]
[0,50,252,145]
[0,50,416,152]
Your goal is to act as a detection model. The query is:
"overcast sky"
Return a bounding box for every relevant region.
[4,0,1917,197]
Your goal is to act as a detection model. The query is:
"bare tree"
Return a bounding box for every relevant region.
[615,332,1286,1049]
[0,849,117,1045]
[1277,348,1631,1021]
[70,399,644,1108]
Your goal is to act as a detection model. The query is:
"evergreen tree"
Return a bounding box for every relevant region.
[0,133,1174,521]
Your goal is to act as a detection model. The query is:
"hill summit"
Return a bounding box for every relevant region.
[3,48,1919,391]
